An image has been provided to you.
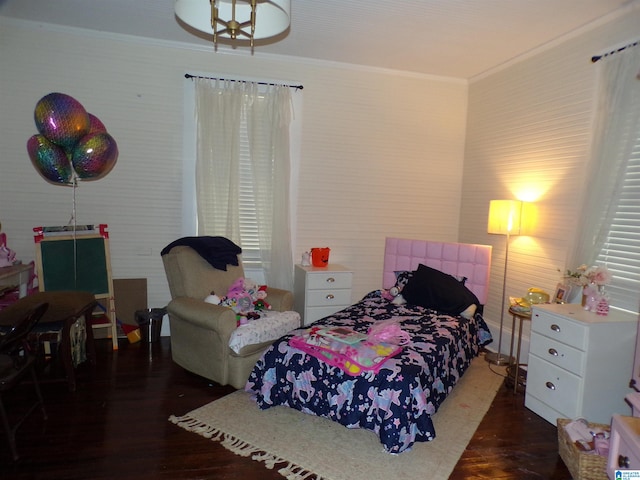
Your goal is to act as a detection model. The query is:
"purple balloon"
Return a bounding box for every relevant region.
[27,134,73,185]
[71,132,118,181]
[88,113,107,134]
[34,93,90,149]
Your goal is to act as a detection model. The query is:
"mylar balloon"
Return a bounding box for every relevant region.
[87,113,107,134]
[34,93,90,149]
[71,132,118,180]
[27,134,73,185]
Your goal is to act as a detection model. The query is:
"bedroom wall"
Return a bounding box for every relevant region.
[0,18,468,313]
[460,5,640,356]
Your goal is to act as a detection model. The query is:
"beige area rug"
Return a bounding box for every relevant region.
[169,355,505,480]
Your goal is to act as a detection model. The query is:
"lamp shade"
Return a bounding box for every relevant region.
[175,0,291,40]
[487,200,523,236]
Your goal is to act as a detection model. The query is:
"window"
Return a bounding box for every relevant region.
[576,45,640,313]
[181,76,301,290]
[594,131,640,312]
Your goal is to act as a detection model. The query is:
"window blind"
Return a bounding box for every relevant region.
[594,93,640,312]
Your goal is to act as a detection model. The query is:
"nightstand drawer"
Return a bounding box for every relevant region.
[306,272,352,290]
[307,289,352,308]
[526,355,582,420]
[529,332,585,376]
[305,306,348,324]
[531,310,587,350]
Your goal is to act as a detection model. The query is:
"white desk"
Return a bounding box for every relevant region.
[0,263,33,298]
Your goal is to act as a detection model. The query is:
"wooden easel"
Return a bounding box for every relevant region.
[33,224,118,350]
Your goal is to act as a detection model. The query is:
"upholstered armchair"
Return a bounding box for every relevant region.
[162,242,294,389]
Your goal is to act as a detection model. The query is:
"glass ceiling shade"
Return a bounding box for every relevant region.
[175,0,291,41]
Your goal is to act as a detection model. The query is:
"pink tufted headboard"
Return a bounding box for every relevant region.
[382,238,492,305]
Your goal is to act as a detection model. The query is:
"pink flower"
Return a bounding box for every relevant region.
[563,264,611,286]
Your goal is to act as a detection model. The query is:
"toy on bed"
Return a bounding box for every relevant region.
[381,270,412,304]
[246,238,493,454]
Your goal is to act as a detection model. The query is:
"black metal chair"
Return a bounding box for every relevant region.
[0,302,49,462]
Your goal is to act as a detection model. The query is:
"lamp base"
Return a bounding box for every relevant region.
[485,351,513,366]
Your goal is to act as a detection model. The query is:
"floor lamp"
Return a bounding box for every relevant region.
[485,199,524,366]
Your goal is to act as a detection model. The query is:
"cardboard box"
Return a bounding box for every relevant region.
[92,278,147,340]
[113,278,147,327]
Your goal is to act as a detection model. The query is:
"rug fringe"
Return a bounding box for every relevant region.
[169,414,319,479]
[278,462,322,480]
[168,414,222,440]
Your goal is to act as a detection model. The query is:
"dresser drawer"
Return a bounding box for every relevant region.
[307,289,352,308]
[306,272,352,290]
[608,415,640,478]
[529,332,585,376]
[526,355,582,420]
[531,310,587,350]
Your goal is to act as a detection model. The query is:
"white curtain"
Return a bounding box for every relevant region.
[570,47,640,266]
[194,78,294,291]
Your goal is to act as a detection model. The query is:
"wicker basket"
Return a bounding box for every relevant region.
[557,418,609,480]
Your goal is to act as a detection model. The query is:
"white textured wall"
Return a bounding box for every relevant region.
[0,18,467,310]
[461,7,640,355]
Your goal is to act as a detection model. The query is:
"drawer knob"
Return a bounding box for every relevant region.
[326,277,335,283]
[548,348,558,356]
[618,455,631,469]
[325,294,335,300]
[545,381,556,390]
[550,324,561,332]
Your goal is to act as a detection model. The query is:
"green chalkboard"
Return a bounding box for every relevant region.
[38,236,110,294]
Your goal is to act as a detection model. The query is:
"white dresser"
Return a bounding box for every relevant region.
[294,264,353,326]
[525,303,637,425]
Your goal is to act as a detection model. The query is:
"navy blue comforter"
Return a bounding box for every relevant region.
[245,290,492,454]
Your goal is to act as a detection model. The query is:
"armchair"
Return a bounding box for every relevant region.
[162,243,294,389]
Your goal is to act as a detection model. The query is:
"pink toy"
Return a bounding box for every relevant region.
[0,233,17,268]
[368,319,411,346]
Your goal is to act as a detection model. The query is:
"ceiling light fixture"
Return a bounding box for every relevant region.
[175,0,291,48]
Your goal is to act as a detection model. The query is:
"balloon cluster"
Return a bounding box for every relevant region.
[27,93,118,185]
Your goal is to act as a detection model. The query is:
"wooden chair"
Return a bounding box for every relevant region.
[0,302,49,462]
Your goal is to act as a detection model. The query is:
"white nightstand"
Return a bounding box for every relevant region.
[294,264,353,326]
[524,303,637,425]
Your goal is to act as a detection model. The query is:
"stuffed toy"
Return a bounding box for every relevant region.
[220,277,264,326]
[243,277,258,300]
[382,285,407,305]
[204,291,221,305]
[253,285,271,310]
[0,233,16,268]
[382,270,412,305]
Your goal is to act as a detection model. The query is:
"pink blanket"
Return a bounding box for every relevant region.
[289,326,403,376]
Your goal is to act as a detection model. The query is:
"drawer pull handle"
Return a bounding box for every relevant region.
[326,294,335,300]
[326,277,335,283]
[550,324,561,332]
[548,348,558,356]
[545,381,556,390]
[618,455,631,469]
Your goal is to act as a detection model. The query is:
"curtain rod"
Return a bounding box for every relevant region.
[184,73,303,90]
[591,40,639,63]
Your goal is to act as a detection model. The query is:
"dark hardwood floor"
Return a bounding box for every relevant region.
[0,337,572,479]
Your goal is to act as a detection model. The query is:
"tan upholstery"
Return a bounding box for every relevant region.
[162,245,294,389]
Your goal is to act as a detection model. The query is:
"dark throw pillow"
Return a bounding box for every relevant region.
[401,264,479,316]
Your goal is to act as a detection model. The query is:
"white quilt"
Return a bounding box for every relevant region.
[228,310,301,354]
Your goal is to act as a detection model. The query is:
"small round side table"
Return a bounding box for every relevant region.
[507,306,531,394]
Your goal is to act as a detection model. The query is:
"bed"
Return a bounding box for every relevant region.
[245,238,493,454]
